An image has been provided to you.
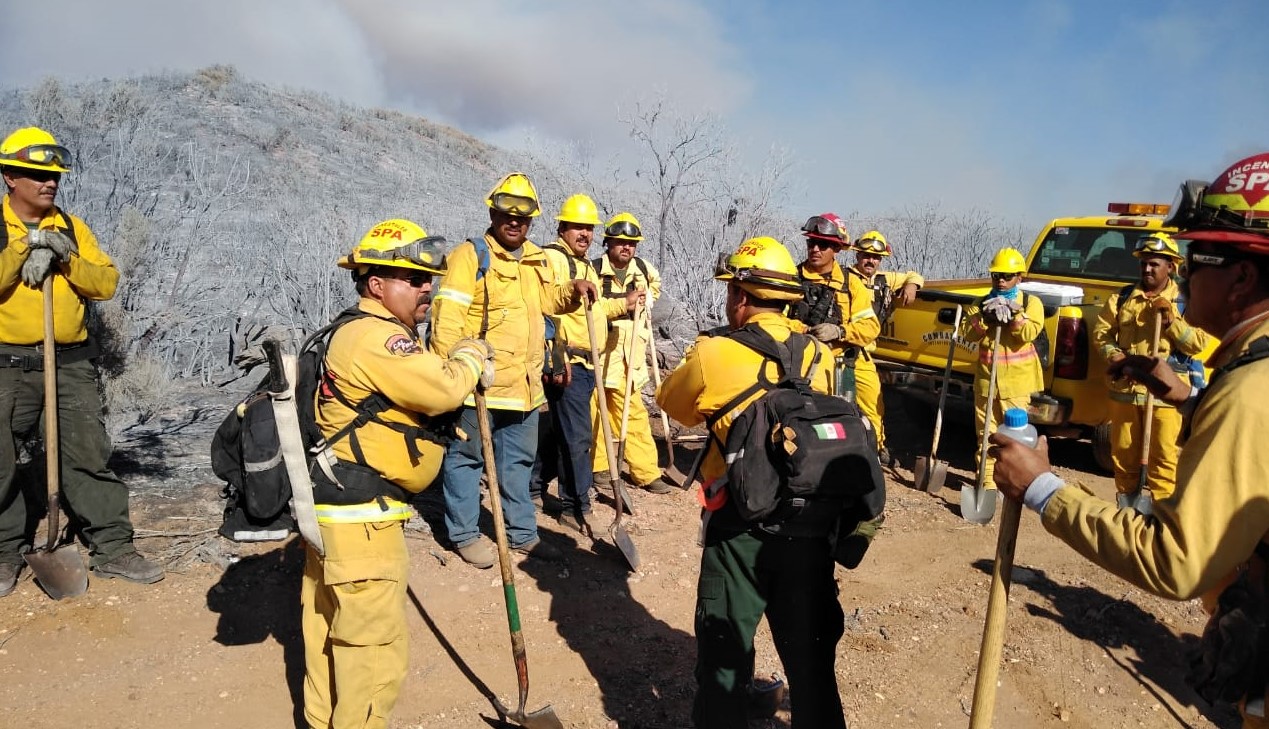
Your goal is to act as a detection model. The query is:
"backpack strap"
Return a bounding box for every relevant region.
[544,242,579,280]
[471,237,492,337]
[0,205,78,254]
[1117,283,1136,310]
[702,325,820,447]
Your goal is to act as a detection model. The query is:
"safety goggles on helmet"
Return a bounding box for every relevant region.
[1166,179,1269,236]
[854,237,888,254]
[713,251,801,286]
[0,144,71,169]
[1134,237,1170,254]
[604,220,642,240]
[489,193,540,217]
[357,235,448,270]
[801,215,844,241]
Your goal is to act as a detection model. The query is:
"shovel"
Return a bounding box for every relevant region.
[641,301,696,488]
[614,301,645,475]
[585,303,640,570]
[1127,312,1164,516]
[473,388,564,729]
[23,278,89,600]
[968,495,1024,728]
[914,304,963,495]
[961,325,1002,524]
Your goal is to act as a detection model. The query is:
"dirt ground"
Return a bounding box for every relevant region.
[0,388,1242,729]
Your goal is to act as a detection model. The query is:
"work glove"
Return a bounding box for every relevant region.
[1149,296,1177,326]
[450,338,496,389]
[981,297,1014,327]
[20,247,58,288]
[807,322,844,343]
[1006,297,1023,314]
[28,229,78,263]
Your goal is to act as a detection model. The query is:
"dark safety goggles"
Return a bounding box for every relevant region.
[801,215,844,241]
[489,193,539,217]
[854,237,888,254]
[0,144,71,168]
[604,220,642,239]
[358,236,448,271]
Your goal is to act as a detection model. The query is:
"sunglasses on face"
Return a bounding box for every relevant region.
[604,220,641,239]
[806,239,840,251]
[11,167,61,183]
[1182,250,1242,278]
[382,271,433,288]
[490,193,539,217]
[991,273,1019,282]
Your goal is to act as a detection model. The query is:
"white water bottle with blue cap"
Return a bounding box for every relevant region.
[997,407,1037,449]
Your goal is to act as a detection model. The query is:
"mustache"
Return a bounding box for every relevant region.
[416,294,432,306]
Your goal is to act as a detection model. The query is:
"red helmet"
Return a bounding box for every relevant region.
[1167,152,1269,256]
[800,212,848,245]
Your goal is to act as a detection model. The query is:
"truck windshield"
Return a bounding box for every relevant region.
[1028,226,1187,284]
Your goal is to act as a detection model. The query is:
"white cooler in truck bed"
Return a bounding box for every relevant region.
[1018,282,1084,307]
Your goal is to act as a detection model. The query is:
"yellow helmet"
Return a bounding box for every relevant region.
[338,219,448,275]
[485,172,541,217]
[556,193,601,226]
[0,127,71,173]
[854,230,891,257]
[604,211,643,242]
[1132,232,1183,262]
[714,236,804,302]
[988,247,1026,274]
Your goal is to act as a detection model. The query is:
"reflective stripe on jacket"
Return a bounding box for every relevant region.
[594,254,661,389]
[319,298,480,494]
[0,197,118,344]
[1093,278,1210,406]
[430,232,579,410]
[958,292,1044,400]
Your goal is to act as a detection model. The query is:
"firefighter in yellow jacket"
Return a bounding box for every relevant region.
[991,152,1269,729]
[0,126,163,596]
[791,214,881,405]
[958,247,1044,485]
[591,212,673,494]
[534,195,633,532]
[849,230,925,465]
[304,219,491,729]
[657,236,856,729]
[430,173,596,568]
[1093,232,1210,513]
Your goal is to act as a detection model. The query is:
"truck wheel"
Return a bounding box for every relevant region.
[1092,422,1114,474]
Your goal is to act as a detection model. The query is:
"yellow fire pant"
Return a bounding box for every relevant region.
[592,385,661,486]
[974,393,1032,488]
[853,360,886,451]
[1108,399,1182,499]
[302,520,409,729]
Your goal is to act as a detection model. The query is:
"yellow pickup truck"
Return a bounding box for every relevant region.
[873,203,1210,471]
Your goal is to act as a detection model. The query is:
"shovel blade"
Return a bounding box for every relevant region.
[508,704,565,729]
[913,456,930,491]
[610,522,641,571]
[24,544,88,600]
[927,461,949,496]
[960,485,998,524]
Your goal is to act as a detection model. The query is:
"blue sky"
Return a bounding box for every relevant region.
[1,0,1265,229]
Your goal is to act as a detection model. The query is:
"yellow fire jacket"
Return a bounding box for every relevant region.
[318,298,481,498]
[958,292,1045,400]
[798,261,881,360]
[594,254,661,390]
[1093,278,1210,406]
[0,196,118,345]
[1040,312,1269,603]
[431,232,580,411]
[541,242,625,369]
[656,311,833,484]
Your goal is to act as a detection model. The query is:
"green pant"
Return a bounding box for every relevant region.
[0,357,135,566]
[693,528,846,729]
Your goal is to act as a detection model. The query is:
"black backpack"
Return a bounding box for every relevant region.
[210,306,459,542]
[706,325,885,527]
